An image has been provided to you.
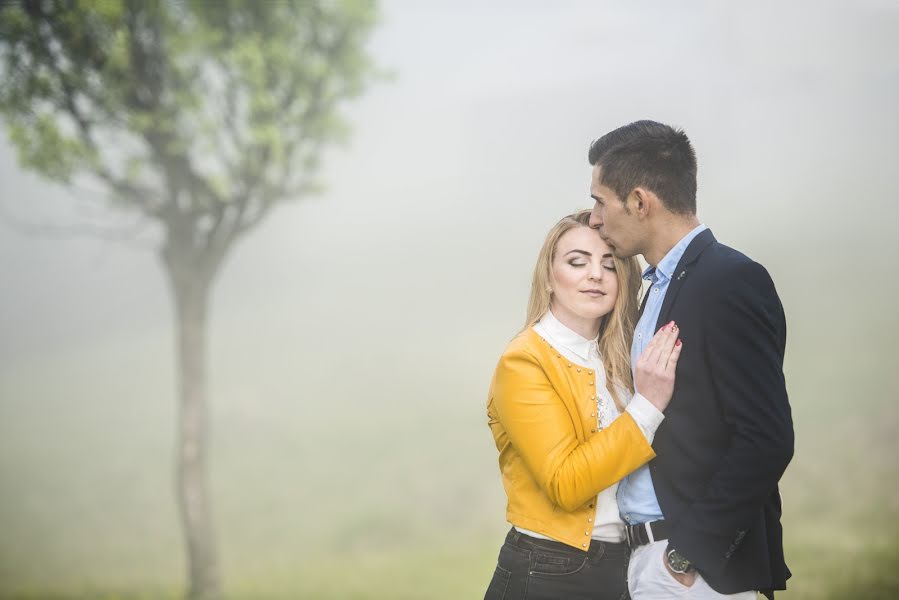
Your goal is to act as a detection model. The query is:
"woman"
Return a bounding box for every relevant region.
[484,210,682,600]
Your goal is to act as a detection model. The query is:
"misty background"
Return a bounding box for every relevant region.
[1,1,898,598]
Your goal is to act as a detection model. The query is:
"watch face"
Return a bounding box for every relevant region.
[667,548,691,573]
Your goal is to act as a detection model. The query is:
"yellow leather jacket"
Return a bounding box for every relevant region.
[487,327,656,549]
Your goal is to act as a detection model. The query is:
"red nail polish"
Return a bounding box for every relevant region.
[675,339,682,347]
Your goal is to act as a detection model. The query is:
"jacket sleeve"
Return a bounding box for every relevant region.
[672,261,794,577]
[491,347,656,512]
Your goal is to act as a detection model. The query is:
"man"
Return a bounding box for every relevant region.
[587,121,793,599]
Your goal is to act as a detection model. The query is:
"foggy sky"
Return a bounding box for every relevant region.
[1,0,898,366]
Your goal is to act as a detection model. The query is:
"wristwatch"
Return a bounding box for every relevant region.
[666,545,694,574]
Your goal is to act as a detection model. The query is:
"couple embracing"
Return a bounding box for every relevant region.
[485,121,793,600]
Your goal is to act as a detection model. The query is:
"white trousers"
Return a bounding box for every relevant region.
[628,540,758,600]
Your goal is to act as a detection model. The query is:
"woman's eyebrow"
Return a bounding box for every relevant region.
[602,253,613,259]
[564,249,592,257]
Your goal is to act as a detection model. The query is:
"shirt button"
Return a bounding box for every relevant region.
[653,288,659,293]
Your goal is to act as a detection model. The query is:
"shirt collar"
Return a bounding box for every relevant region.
[538,309,598,362]
[642,224,708,283]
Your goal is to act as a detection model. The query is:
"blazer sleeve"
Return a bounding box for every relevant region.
[672,261,794,577]
[491,347,656,512]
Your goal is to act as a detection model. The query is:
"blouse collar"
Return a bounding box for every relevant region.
[538,309,599,363]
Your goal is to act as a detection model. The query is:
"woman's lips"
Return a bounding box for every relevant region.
[581,290,606,297]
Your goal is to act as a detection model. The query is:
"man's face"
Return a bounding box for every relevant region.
[589,164,642,258]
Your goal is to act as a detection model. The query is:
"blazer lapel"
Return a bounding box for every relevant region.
[655,229,717,331]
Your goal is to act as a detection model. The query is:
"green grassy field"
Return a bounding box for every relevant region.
[1,284,897,599]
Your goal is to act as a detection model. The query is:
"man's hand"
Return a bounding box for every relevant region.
[662,549,697,587]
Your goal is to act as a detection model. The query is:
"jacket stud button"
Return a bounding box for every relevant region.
[582,543,587,548]
[577,368,581,372]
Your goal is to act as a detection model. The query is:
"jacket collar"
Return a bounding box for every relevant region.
[654,228,717,330]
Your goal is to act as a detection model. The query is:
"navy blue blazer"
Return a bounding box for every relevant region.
[645,229,793,598]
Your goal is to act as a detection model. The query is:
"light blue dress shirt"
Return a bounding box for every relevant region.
[617,224,707,525]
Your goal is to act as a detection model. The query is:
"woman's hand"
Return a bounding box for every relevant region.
[634,321,682,412]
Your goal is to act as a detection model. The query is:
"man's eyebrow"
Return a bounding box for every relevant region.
[564,249,592,257]
[590,194,601,201]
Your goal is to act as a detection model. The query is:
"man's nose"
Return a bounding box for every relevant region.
[589,209,602,228]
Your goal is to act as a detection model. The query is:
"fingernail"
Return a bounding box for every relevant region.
[675,339,682,347]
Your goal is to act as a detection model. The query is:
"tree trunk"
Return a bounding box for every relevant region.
[162,246,222,600]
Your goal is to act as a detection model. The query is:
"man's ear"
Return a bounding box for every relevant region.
[630,187,653,219]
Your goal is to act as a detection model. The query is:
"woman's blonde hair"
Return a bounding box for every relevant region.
[523,209,642,411]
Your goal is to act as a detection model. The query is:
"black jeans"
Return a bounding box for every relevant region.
[484,528,630,600]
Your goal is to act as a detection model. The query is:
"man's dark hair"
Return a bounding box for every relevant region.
[588,120,697,215]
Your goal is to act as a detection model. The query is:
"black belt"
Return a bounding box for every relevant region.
[624,520,670,549]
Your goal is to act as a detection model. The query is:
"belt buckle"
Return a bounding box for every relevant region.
[624,524,634,550]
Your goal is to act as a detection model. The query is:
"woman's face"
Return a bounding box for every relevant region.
[550,226,619,331]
